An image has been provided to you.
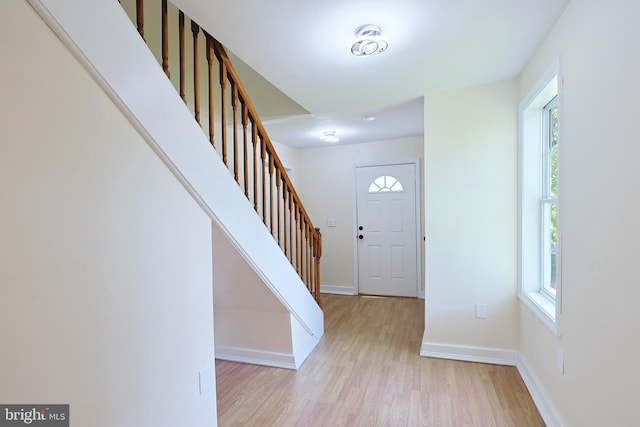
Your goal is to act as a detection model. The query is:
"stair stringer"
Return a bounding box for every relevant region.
[28,0,324,368]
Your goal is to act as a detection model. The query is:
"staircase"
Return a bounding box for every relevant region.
[29,0,323,369]
[120,0,323,306]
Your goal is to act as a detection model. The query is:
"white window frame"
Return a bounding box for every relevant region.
[540,96,558,299]
[518,58,562,336]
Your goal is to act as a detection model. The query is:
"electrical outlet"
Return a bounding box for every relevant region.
[475,303,487,319]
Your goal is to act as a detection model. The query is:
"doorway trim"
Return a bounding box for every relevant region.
[352,159,422,296]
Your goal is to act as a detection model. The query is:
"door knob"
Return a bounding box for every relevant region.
[358,234,364,240]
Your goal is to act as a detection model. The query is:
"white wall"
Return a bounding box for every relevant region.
[272,141,300,184]
[212,225,292,353]
[212,224,313,369]
[423,80,520,355]
[0,2,216,426]
[518,0,640,425]
[295,137,424,294]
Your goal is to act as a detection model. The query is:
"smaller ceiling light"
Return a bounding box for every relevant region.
[351,24,388,56]
[363,114,376,121]
[320,131,339,143]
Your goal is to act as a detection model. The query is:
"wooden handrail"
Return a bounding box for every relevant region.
[119,0,322,307]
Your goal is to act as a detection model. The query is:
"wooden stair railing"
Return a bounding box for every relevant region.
[119,0,322,307]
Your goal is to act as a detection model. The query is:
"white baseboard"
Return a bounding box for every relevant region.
[320,284,355,295]
[516,354,565,427]
[321,285,425,298]
[215,345,297,370]
[420,336,564,426]
[420,340,518,366]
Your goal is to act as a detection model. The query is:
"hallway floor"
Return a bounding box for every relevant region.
[215,294,544,426]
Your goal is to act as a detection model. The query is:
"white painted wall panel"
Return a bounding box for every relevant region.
[0,3,216,425]
[518,0,640,425]
[423,80,519,351]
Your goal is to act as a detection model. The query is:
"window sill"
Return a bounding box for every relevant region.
[519,289,560,337]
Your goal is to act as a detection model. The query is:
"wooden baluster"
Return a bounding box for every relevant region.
[206,34,215,147]
[310,234,315,292]
[297,215,302,277]
[304,220,308,283]
[269,155,275,236]
[178,12,186,103]
[293,197,297,268]
[294,207,299,272]
[191,21,201,126]
[261,135,268,225]
[306,224,311,286]
[315,228,322,306]
[312,233,316,293]
[242,101,249,197]
[283,182,288,256]
[285,188,290,260]
[289,189,294,263]
[252,121,259,212]
[161,0,169,77]
[298,209,303,274]
[231,84,239,183]
[302,223,307,285]
[276,167,281,246]
[304,222,308,272]
[293,202,298,268]
[136,0,145,40]
[219,62,227,165]
[312,231,317,294]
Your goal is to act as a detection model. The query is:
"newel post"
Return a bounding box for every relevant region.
[314,228,322,307]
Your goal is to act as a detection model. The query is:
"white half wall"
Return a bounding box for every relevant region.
[423,80,519,352]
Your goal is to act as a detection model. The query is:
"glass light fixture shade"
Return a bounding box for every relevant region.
[351,24,388,56]
[320,131,339,143]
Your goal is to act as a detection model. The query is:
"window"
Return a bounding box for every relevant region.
[368,175,404,193]
[541,97,558,298]
[518,59,562,335]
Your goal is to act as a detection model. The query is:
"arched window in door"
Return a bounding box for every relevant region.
[368,175,404,193]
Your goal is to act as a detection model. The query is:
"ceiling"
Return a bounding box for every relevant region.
[172,0,570,148]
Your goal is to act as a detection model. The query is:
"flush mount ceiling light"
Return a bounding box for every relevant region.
[320,131,339,143]
[363,114,376,121]
[351,24,388,56]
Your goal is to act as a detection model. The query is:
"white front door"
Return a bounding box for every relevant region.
[355,162,418,297]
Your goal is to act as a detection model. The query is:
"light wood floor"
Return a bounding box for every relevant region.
[216,294,544,426]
